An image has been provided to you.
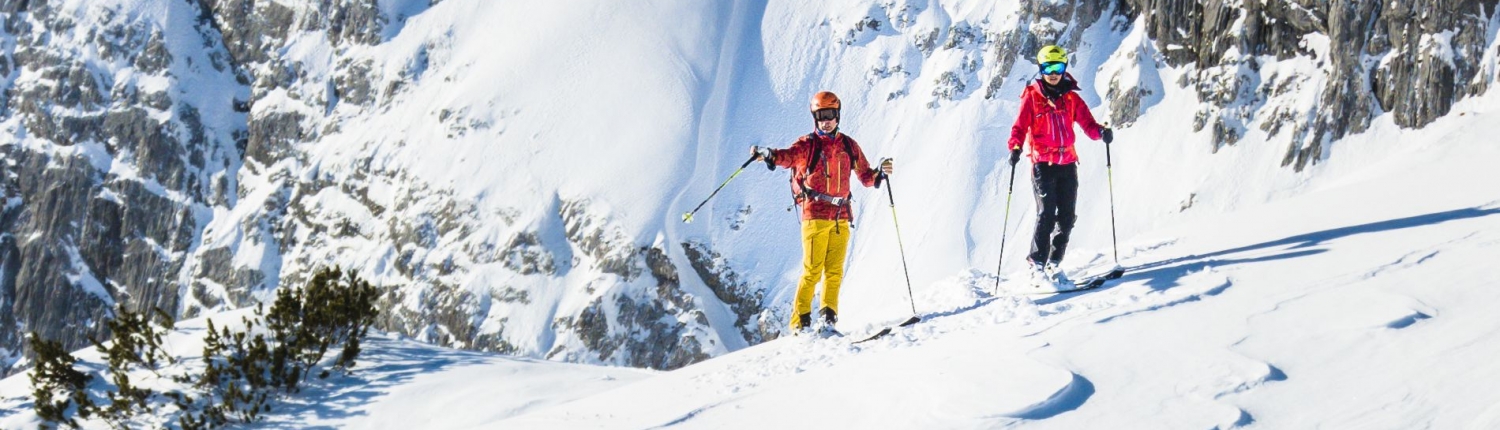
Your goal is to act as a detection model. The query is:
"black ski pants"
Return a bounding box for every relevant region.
[1028,162,1078,265]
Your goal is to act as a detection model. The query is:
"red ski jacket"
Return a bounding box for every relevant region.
[771,131,879,221]
[1007,74,1105,165]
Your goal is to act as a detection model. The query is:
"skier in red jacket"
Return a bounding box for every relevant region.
[1008,45,1114,286]
[751,91,893,333]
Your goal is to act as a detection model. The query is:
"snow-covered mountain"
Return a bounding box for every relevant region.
[1,0,1498,381]
[2,92,1497,428]
[3,0,1500,427]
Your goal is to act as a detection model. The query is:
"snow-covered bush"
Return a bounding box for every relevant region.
[175,267,380,428]
[27,335,94,428]
[25,267,381,429]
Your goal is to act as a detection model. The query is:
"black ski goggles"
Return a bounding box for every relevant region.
[1040,61,1067,75]
[813,108,840,122]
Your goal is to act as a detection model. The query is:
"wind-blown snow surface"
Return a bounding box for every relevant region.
[3,83,1498,429]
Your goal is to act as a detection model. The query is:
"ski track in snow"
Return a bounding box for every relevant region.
[680,258,1255,418]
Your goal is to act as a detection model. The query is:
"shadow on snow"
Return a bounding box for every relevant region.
[1034,206,1500,305]
[249,337,496,429]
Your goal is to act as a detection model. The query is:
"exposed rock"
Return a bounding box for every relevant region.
[557,245,710,370]
[682,241,767,344]
[559,199,640,280]
[333,58,377,107]
[192,246,267,308]
[985,0,1110,99]
[835,15,884,46]
[374,281,514,352]
[0,151,112,366]
[1126,0,1498,169]
[944,21,987,50]
[316,0,387,47]
[931,71,966,104]
[133,30,174,74]
[197,0,298,66]
[246,111,305,167]
[501,232,556,276]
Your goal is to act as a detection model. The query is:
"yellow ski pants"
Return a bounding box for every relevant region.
[791,219,850,330]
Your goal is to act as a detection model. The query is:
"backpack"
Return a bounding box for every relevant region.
[789,132,855,205]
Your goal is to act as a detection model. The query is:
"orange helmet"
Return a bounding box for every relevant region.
[810,91,841,112]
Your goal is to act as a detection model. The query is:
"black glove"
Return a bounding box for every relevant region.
[753,146,775,170]
[874,158,892,188]
[1101,128,1114,144]
[1008,148,1022,166]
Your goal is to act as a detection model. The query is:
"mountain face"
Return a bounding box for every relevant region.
[1116,0,1499,169]
[0,0,1495,375]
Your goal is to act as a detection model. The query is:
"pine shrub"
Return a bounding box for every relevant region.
[28,267,381,429]
[27,334,95,428]
[90,306,177,425]
[175,266,381,428]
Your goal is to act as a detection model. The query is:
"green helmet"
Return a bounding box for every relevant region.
[1037,45,1067,64]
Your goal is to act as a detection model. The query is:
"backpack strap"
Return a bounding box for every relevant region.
[805,132,823,175]
[790,133,818,208]
[792,132,859,203]
[787,132,860,227]
[805,132,855,177]
[840,133,854,169]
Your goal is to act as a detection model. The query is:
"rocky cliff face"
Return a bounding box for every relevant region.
[0,0,1496,376]
[833,0,1498,171]
[1117,0,1498,169]
[0,0,245,373]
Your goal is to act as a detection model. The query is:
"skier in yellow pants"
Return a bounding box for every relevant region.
[794,219,851,329]
[751,91,893,333]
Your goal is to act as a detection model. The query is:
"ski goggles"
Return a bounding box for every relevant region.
[813,108,840,122]
[1040,61,1067,75]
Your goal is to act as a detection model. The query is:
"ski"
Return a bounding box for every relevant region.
[851,315,920,344]
[1071,266,1126,291]
[1048,267,1127,294]
[793,324,844,339]
[818,325,843,338]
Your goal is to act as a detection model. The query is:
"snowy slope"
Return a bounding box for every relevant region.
[185,0,750,366]
[464,91,1500,428]
[462,95,1500,428]
[6,86,1489,428]
[0,323,651,429]
[112,0,1500,372]
[3,0,1500,427]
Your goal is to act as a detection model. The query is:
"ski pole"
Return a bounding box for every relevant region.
[991,162,1019,294]
[682,154,759,223]
[1104,138,1125,279]
[880,164,920,326]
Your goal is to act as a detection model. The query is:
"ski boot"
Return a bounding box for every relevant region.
[1028,261,1053,288]
[817,307,842,337]
[1045,262,1075,287]
[792,312,813,336]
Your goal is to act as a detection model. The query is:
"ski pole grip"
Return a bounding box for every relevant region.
[1104,138,1114,167]
[1102,124,1114,167]
[883,173,895,206]
[875,157,892,189]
